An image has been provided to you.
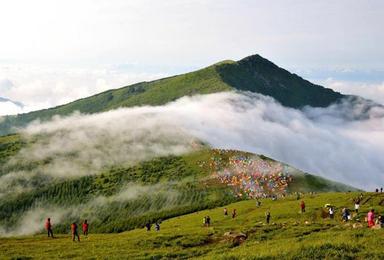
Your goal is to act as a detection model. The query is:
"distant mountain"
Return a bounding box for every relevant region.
[0,96,24,109]
[0,54,344,135]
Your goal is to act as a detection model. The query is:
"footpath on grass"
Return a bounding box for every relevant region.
[1,192,384,259]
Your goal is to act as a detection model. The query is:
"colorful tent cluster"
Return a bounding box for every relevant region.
[204,149,293,199]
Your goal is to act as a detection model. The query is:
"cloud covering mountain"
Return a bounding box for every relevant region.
[2,91,383,191]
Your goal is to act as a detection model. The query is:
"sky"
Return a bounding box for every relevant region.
[0,0,384,114]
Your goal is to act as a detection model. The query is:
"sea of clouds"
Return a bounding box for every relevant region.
[1,91,384,236]
[1,91,383,193]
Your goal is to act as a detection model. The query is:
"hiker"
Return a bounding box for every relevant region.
[71,222,80,242]
[367,209,375,228]
[256,199,261,207]
[224,208,228,216]
[82,220,89,236]
[232,209,237,218]
[265,210,271,224]
[300,201,306,213]
[202,216,207,227]
[354,198,361,213]
[155,222,160,231]
[206,216,211,227]
[342,208,350,222]
[145,222,151,231]
[45,218,54,238]
[329,207,334,219]
[377,214,384,227]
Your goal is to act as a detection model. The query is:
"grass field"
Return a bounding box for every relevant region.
[1,192,383,259]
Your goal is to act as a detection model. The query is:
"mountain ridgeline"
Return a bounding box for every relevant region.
[0,54,343,135]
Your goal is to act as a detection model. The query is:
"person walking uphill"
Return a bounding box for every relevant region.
[71,222,80,242]
[145,222,151,231]
[367,209,375,228]
[82,220,89,236]
[265,210,271,224]
[206,216,211,227]
[45,218,54,238]
[232,209,237,219]
[300,201,306,213]
[354,198,361,213]
[329,207,334,219]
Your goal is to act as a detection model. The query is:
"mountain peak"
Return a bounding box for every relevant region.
[238,53,265,61]
[215,55,343,108]
[0,54,345,135]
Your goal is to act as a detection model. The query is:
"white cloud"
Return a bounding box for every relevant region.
[0,0,383,69]
[1,92,383,193]
[0,100,23,116]
[0,78,14,91]
[0,64,167,114]
[0,183,181,236]
[0,1,383,115]
[323,79,384,105]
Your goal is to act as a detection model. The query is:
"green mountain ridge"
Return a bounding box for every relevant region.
[0,55,359,237]
[0,133,357,235]
[0,54,343,136]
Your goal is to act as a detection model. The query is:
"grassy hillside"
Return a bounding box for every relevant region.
[1,192,383,259]
[0,134,23,165]
[0,55,344,135]
[0,132,356,236]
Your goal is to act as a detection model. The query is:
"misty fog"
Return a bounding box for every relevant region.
[1,91,383,194]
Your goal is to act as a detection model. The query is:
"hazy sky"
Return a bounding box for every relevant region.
[0,0,384,114]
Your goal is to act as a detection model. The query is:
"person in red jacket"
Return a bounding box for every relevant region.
[45,218,54,238]
[71,222,80,242]
[367,209,375,228]
[300,201,306,213]
[82,220,89,236]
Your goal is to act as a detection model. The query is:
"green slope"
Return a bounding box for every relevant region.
[0,134,356,235]
[1,192,383,259]
[0,55,343,135]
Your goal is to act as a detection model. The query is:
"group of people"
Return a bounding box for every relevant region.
[203,207,271,227]
[202,216,211,227]
[228,207,272,224]
[223,208,238,218]
[203,150,293,199]
[366,209,384,228]
[203,195,384,230]
[325,194,384,229]
[145,222,160,231]
[44,192,383,239]
[44,218,88,241]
